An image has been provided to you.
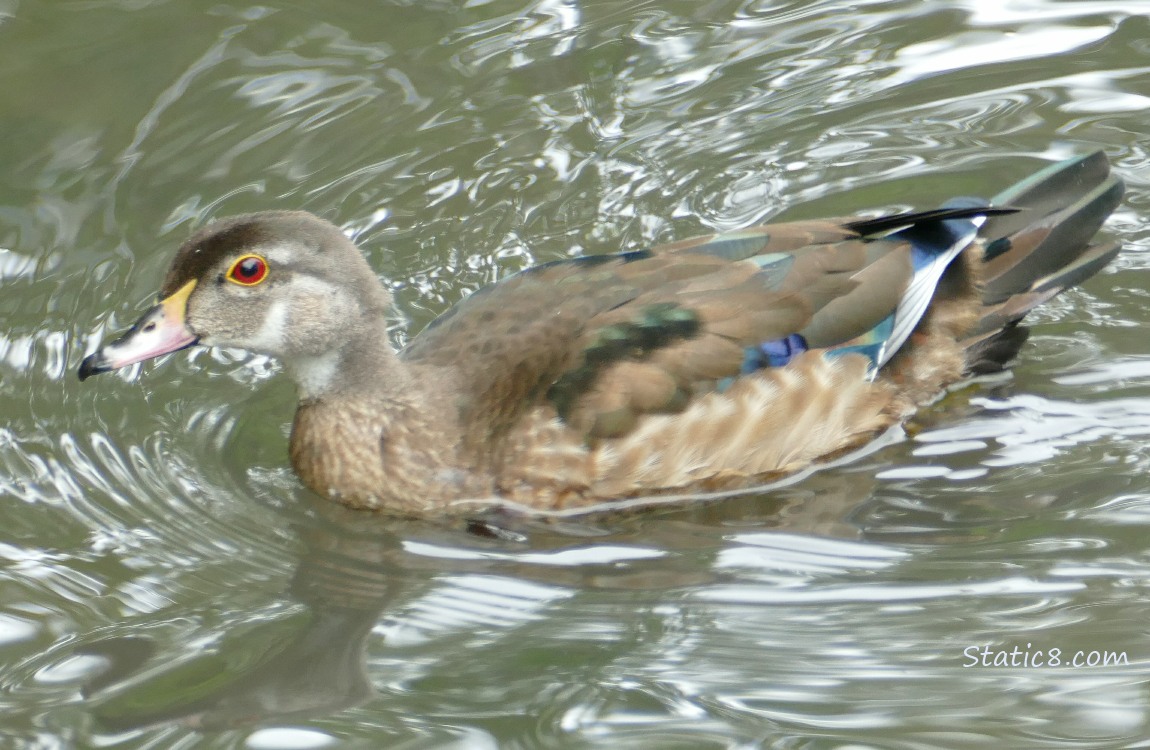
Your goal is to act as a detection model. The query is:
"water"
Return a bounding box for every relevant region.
[2,0,1149,747]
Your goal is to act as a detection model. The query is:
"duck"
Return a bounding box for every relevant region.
[79,151,1124,515]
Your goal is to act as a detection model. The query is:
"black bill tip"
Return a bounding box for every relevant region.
[77,352,111,381]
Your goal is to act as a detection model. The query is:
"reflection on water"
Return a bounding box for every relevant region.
[19,485,1149,746]
[1,0,1150,747]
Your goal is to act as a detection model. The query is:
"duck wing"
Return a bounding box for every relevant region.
[401,207,1002,444]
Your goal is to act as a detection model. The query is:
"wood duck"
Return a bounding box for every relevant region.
[79,151,1123,515]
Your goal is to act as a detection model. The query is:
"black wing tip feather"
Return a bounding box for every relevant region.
[845,206,1019,237]
[964,325,1031,375]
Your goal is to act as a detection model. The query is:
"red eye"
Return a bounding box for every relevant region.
[227,254,268,286]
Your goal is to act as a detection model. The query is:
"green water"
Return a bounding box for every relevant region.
[2,1,1150,747]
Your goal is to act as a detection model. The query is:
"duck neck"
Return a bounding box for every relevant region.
[285,320,412,404]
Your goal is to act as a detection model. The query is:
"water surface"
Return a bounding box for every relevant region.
[2,1,1150,747]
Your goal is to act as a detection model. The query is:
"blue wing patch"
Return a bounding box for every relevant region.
[741,333,809,373]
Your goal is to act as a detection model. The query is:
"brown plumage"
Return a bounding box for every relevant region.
[78,151,1124,515]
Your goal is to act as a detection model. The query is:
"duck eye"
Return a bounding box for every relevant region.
[227,254,269,286]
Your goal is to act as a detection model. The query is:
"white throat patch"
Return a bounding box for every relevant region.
[290,350,340,400]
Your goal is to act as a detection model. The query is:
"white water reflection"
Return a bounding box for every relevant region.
[1055,357,1150,386]
[0,248,35,280]
[904,393,1150,473]
[245,727,339,750]
[885,26,1113,87]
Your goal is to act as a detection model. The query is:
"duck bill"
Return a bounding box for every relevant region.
[78,280,199,381]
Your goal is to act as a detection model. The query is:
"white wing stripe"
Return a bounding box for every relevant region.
[877,216,985,367]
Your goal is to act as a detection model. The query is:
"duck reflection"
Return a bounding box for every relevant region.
[81,518,402,731]
[77,468,880,732]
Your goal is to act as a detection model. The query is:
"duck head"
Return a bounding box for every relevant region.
[79,211,392,397]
